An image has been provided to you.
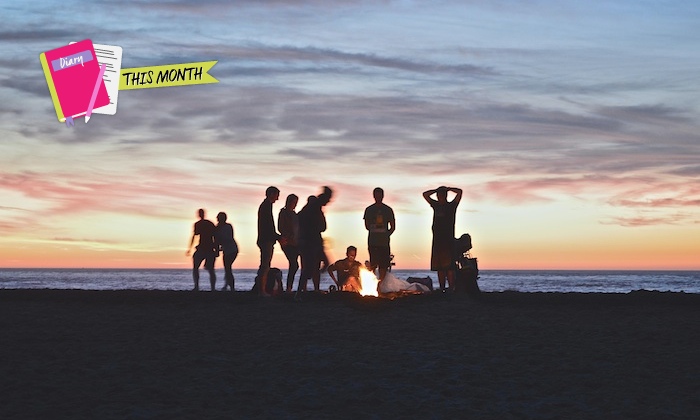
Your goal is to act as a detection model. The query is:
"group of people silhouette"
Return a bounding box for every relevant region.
[186,185,462,294]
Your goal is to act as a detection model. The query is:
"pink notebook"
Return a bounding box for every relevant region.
[40,39,110,123]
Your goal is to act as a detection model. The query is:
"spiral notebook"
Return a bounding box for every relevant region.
[39,39,110,123]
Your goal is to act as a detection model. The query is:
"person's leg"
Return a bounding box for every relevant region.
[368,247,379,276]
[437,270,447,291]
[222,252,234,291]
[257,242,274,295]
[283,245,299,292]
[377,246,390,281]
[192,250,204,291]
[205,253,216,291]
[320,247,329,273]
[346,276,361,293]
[446,269,455,291]
[297,245,311,292]
[311,243,322,291]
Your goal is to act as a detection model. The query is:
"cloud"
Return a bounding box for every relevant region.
[0,74,49,98]
[594,104,692,125]
[601,213,694,227]
[229,43,497,76]
[0,29,82,42]
[51,237,121,245]
[611,197,700,208]
[107,0,392,13]
[0,169,208,218]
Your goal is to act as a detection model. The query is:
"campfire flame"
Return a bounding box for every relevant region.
[358,268,379,297]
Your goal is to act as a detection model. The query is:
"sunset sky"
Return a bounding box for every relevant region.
[1,1,699,270]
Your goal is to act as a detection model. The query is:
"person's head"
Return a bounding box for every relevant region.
[197,208,205,219]
[346,246,357,261]
[216,212,227,224]
[285,194,298,210]
[266,186,280,203]
[436,186,448,203]
[373,187,384,204]
[318,186,333,206]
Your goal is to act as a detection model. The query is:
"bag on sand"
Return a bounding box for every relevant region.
[455,257,480,296]
[251,268,284,295]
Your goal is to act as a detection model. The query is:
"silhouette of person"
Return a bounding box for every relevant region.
[278,194,300,293]
[215,211,238,292]
[186,208,217,291]
[363,187,395,281]
[423,186,463,291]
[327,246,363,292]
[257,186,280,296]
[297,186,333,292]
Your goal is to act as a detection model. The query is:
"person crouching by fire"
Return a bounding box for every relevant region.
[327,246,363,292]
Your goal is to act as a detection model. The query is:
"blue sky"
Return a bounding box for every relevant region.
[1,1,699,269]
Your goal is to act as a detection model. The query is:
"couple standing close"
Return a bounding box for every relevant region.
[186,208,238,291]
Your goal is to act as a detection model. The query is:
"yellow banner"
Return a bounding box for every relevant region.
[119,61,218,90]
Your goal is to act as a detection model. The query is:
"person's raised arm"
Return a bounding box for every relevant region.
[423,188,438,204]
[450,187,463,204]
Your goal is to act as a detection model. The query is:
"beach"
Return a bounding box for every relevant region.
[1,290,698,419]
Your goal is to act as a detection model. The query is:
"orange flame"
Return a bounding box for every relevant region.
[358,268,379,297]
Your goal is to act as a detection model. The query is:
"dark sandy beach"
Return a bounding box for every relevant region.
[1,289,698,419]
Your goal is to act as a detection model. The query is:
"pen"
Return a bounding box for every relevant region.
[85,63,107,123]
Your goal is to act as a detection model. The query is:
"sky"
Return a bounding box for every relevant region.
[1,0,699,270]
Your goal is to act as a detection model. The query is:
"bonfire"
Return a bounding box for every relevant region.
[358,268,380,297]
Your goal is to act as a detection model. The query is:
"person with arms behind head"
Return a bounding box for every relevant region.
[423,186,462,292]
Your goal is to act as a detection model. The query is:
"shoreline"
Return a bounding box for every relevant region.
[1,289,698,418]
[2,287,700,302]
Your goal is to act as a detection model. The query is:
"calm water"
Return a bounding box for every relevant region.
[0,269,698,293]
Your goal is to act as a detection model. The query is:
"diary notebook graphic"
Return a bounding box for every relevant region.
[40,39,110,123]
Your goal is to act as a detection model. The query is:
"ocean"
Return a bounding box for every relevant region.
[1,268,699,293]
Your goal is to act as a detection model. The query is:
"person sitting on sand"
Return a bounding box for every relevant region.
[186,208,217,291]
[327,246,363,293]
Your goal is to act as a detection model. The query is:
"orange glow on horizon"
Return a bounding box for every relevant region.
[2,201,699,270]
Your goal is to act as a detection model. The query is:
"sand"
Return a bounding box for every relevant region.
[1,289,699,419]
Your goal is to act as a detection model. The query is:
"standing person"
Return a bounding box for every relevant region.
[327,246,363,293]
[186,208,217,291]
[278,194,300,293]
[297,186,333,293]
[215,212,239,292]
[423,186,463,292]
[257,186,280,296]
[363,187,395,281]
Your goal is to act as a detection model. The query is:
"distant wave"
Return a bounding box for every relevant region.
[1,269,699,293]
